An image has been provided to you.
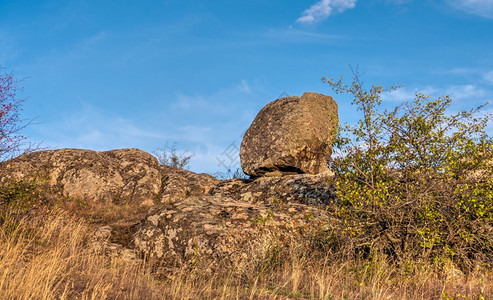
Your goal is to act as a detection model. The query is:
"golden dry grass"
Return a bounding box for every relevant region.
[0,207,491,300]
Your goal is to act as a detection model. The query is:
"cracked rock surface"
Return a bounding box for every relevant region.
[133,173,337,268]
[0,148,218,206]
[1,148,338,272]
[240,92,338,177]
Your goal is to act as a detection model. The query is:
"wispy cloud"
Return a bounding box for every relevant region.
[381,84,489,102]
[381,87,416,102]
[0,31,19,64]
[484,71,493,84]
[446,0,493,19]
[444,67,479,75]
[446,84,488,100]
[381,86,439,102]
[384,0,412,4]
[169,80,261,118]
[296,0,357,25]
[33,101,167,151]
[156,80,269,172]
[264,28,344,42]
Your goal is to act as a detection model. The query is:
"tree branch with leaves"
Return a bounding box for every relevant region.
[323,70,493,269]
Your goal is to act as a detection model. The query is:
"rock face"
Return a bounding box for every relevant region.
[133,173,337,268]
[0,148,218,206]
[1,108,342,270]
[240,92,338,178]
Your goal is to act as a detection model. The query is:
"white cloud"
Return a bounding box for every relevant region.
[484,71,493,84]
[34,101,167,151]
[385,0,411,4]
[296,0,357,24]
[0,31,19,64]
[381,84,489,102]
[381,86,439,102]
[381,88,415,102]
[239,80,253,94]
[260,28,345,45]
[446,67,479,75]
[170,80,259,116]
[446,84,488,100]
[155,80,270,173]
[446,0,493,18]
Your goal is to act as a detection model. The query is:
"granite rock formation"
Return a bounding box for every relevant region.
[240,92,338,178]
[0,147,339,272]
[133,173,337,269]
[0,89,341,272]
[0,148,218,206]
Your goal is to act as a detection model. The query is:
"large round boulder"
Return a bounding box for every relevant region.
[240,92,338,177]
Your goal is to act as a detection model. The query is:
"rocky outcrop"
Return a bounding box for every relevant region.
[240,92,338,177]
[0,147,339,272]
[1,89,341,272]
[208,173,336,206]
[133,173,337,268]
[0,148,218,206]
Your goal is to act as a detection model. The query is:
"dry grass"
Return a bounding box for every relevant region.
[82,201,149,225]
[0,208,158,299]
[0,207,491,300]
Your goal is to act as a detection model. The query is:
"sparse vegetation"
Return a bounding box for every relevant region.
[0,197,490,299]
[0,69,38,161]
[153,142,193,170]
[0,71,492,298]
[213,167,249,180]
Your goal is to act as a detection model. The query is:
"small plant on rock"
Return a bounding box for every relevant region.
[153,142,193,170]
[213,167,249,180]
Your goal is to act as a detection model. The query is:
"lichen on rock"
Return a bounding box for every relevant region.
[240,92,338,177]
[133,173,338,270]
[0,148,218,206]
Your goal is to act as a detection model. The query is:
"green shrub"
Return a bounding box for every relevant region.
[0,176,89,224]
[323,72,493,269]
[0,177,46,231]
[0,177,42,212]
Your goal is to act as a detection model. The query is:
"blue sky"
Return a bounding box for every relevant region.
[1,0,492,174]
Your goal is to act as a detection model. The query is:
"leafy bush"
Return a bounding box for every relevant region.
[0,176,89,224]
[0,177,46,215]
[153,142,193,169]
[323,72,493,268]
